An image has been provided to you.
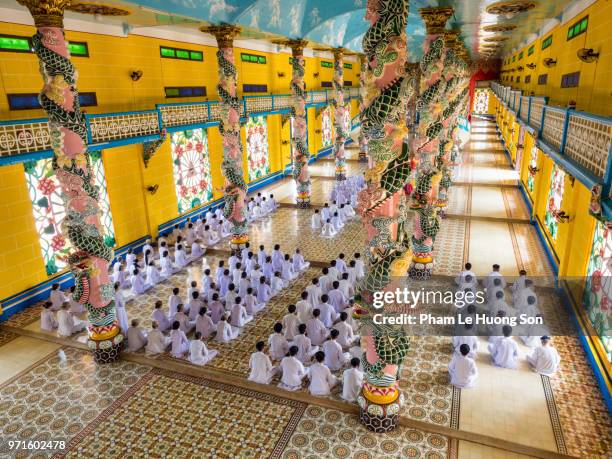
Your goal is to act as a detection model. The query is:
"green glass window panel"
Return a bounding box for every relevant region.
[0,36,31,52]
[189,51,203,61]
[343,63,352,69]
[160,47,175,58]
[512,56,516,62]
[176,49,189,59]
[321,61,333,68]
[68,42,88,56]
[241,53,249,62]
[258,56,266,64]
[165,88,180,97]
[528,45,534,56]
[542,36,552,50]
[519,51,523,60]
[580,18,588,31]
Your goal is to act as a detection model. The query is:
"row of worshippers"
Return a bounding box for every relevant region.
[246,193,279,221]
[448,263,561,389]
[311,203,357,238]
[107,245,312,360]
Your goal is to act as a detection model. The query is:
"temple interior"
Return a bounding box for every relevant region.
[0,0,610,458]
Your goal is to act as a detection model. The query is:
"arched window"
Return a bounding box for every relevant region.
[246,115,270,181]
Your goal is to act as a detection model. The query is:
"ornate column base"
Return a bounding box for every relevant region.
[358,382,403,432]
[408,253,434,279]
[358,153,368,163]
[335,173,347,181]
[87,334,124,364]
[296,194,311,208]
[230,234,249,256]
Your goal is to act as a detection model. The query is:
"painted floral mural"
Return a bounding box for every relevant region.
[473,88,490,114]
[246,115,270,181]
[171,128,214,214]
[584,221,612,362]
[527,145,538,193]
[24,152,115,276]
[544,164,565,240]
[343,108,351,137]
[321,106,333,148]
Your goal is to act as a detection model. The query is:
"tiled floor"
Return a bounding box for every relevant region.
[1,118,610,458]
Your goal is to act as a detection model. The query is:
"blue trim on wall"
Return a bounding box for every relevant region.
[0,149,54,166]
[518,181,534,221]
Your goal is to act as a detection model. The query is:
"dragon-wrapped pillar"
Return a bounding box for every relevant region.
[18,0,123,362]
[202,25,248,254]
[332,48,348,181]
[356,0,413,432]
[286,40,311,208]
[358,54,368,163]
[408,6,454,280]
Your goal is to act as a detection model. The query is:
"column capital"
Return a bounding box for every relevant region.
[332,47,345,60]
[282,39,309,57]
[201,24,241,48]
[17,0,70,28]
[419,6,454,35]
[444,29,461,49]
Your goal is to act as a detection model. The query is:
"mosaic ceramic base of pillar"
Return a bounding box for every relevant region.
[358,382,404,433]
[88,334,124,364]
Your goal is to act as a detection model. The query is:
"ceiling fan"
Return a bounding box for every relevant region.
[577,48,599,63]
[542,57,557,67]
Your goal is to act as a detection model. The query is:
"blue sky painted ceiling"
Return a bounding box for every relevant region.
[8,0,575,60]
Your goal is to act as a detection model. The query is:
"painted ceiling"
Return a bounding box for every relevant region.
[6,0,576,60]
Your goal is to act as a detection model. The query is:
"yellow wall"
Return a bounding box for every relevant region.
[0,164,47,299]
[500,0,611,116]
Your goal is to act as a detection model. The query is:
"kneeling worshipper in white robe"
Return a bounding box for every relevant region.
[328,282,348,314]
[322,329,350,371]
[335,312,358,348]
[112,265,130,289]
[151,300,172,332]
[160,251,177,278]
[126,319,148,352]
[49,283,68,311]
[308,351,337,396]
[452,323,479,358]
[201,225,220,247]
[448,344,479,388]
[296,292,312,324]
[257,277,272,304]
[191,241,204,260]
[145,261,162,286]
[168,288,184,317]
[527,336,561,376]
[220,217,232,238]
[279,346,307,391]
[488,325,520,369]
[268,194,278,212]
[311,209,323,229]
[189,332,218,365]
[292,249,310,272]
[318,295,338,329]
[170,321,190,358]
[238,272,252,298]
[321,219,337,238]
[282,305,300,340]
[146,321,171,355]
[294,324,319,363]
[455,262,478,288]
[341,357,364,402]
[484,264,507,292]
[173,304,194,334]
[67,286,86,315]
[353,253,365,280]
[195,306,215,339]
[174,244,189,269]
[188,292,205,321]
[306,279,322,308]
[186,223,197,246]
[248,341,276,384]
[130,268,150,295]
[515,290,539,315]
[510,269,528,294]
[281,255,297,282]
[307,309,329,346]
[331,212,344,232]
[244,288,265,315]
[229,297,253,328]
[215,315,239,343]
[269,323,290,361]
[271,272,286,294]
[41,302,58,332]
[57,303,87,337]
[520,314,547,348]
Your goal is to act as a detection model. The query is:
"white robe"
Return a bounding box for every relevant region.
[195,314,215,338]
[248,351,275,384]
[341,368,364,402]
[293,334,319,363]
[189,340,217,365]
[168,294,183,317]
[174,311,194,333]
[269,333,290,360]
[145,329,170,355]
[488,337,519,369]
[230,303,252,328]
[321,222,337,238]
[68,294,86,315]
[292,253,310,272]
[282,314,300,340]
[335,321,357,348]
[318,303,338,328]
[40,309,58,331]
[296,299,312,324]
[152,308,172,332]
[308,362,337,396]
[305,285,322,307]
[160,256,176,278]
[279,356,306,391]
[174,249,189,268]
[116,304,129,334]
[170,329,190,357]
[191,242,204,259]
[311,213,322,229]
[57,309,86,337]
[322,340,350,371]
[452,335,479,358]
[215,320,239,343]
[50,290,68,311]
[146,265,161,286]
[306,318,328,346]
[126,326,147,352]
[449,354,479,388]
[527,346,560,376]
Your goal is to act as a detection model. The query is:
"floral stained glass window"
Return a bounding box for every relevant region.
[246,115,270,181]
[343,109,351,136]
[171,128,214,214]
[544,165,565,240]
[473,89,490,114]
[527,145,538,193]
[584,221,612,362]
[24,153,116,276]
[321,107,333,148]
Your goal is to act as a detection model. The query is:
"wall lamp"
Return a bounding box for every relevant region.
[146,184,159,195]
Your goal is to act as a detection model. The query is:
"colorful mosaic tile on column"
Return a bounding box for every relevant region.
[356,0,414,432]
[332,48,348,181]
[358,54,368,163]
[409,6,454,280]
[288,40,311,208]
[202,24,248,254]
[17,0,123,363]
